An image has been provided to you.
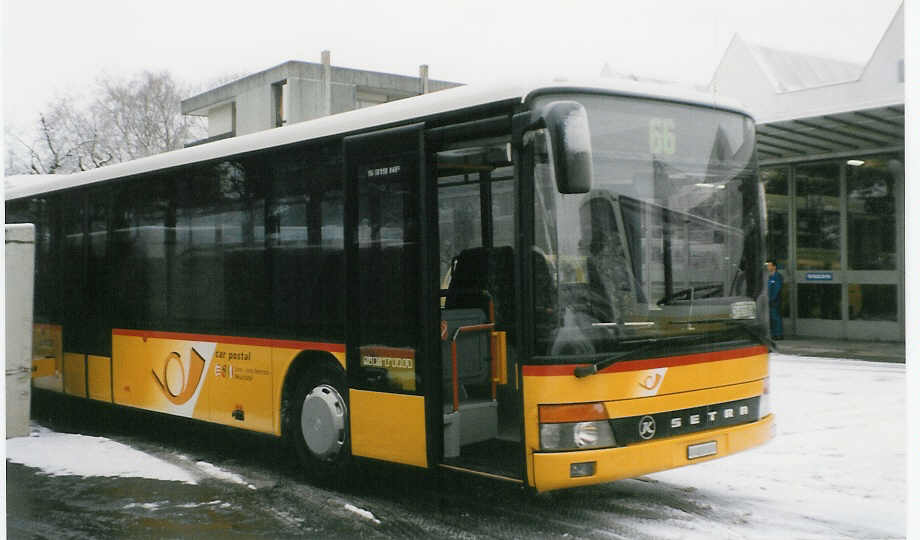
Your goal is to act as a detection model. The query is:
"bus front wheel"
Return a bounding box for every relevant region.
[288,367,350,478]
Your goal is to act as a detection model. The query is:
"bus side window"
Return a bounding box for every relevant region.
[268,145,345,339]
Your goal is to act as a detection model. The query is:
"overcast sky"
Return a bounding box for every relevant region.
[1,0,903,134]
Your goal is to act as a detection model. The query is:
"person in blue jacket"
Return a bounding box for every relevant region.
[766,260,783,340]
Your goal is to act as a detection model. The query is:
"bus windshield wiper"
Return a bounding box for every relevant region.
[573,342,661,378]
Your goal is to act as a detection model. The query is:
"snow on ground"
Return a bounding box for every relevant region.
[6,426,197,484]
[5,426,260,490]
[649,353,905,539]
[193,460,257,490]
[344,503,382,525]
[4,352,905,538]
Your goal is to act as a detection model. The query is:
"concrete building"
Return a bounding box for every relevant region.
[711,4,904,341]
[181,52,461,144]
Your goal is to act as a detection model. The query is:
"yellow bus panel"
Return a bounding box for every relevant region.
[350,390,427,468]
[32,356,57,379]
[87,355,112,402]
[63,353,86,397]
[111,329,347,436]
[531,415,774,492]
[603,380,764,418]
[112,333,213,421]
[522,346,770,488]
[207,343,273,432]
[32,324,63,391]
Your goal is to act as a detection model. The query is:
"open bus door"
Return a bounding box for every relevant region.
[343,124,440,469]
[433,138,524,482]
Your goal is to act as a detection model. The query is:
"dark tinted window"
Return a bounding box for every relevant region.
[61,195,85,350]
[795,163,840,270]
[85,188,111,353]
[172,159,267,330]
[6,197,58,321]
[847,156,899,270]
[797,284,841,320]
[268,145,345,339]
[112,177,171,327]
[356,152,419,348]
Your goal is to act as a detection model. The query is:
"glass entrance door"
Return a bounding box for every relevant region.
[843,155,903,340]
[763,155,904,341]
[794,163,843,338]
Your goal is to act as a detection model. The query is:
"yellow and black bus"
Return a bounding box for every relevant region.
[6,79,774,492]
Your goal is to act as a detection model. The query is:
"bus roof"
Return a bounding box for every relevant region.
[5,78,747,201]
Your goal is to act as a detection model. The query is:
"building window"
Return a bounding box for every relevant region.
[848,284,897,321]
[795,163,840,270]
[761,167,789,266]
[272,80,288,127]
[846,156,899,270]
[797,284,841,320]
[761,167,791,317]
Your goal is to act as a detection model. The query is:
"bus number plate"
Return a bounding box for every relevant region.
[687,441,717,460]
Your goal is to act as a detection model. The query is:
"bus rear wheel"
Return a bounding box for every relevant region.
[288,368,350,478]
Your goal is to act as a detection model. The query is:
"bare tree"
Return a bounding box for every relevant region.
[5,70,205,176]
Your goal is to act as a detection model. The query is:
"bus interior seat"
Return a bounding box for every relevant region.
[444,246,514,331]
[441,246,514,402]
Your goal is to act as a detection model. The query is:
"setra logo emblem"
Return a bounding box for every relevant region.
[638,415,657,440]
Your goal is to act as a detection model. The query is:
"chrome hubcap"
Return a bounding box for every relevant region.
[300,384,346,460]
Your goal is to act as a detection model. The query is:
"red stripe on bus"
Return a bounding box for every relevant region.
[112,328,345,353]
[522,346,768,377]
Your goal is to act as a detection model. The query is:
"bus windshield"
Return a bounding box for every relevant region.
[531,93,766,358]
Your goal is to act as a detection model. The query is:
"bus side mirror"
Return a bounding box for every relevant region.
[535,101,593,194]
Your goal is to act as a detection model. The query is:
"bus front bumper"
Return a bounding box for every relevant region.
[531,414,775,492]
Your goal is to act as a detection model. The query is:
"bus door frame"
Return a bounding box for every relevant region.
[343,123,441,469]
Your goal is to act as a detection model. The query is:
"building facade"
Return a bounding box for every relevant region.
[711,4,904,341]
[181,52,461,143]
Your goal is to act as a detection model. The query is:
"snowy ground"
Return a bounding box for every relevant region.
[648,354,905,539]
[5,353,905,539]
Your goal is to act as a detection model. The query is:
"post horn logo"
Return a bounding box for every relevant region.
[638,372,663,391]
[152,347,206,405]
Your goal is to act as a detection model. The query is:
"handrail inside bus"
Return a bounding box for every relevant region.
[449,323,495,413]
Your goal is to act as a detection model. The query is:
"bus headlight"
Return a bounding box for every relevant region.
[539,402,616,451]
[540,420,616,451]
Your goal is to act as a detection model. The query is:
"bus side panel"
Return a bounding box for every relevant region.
[112,333,215,423]
[349,389,428,468]
[206,343,273,432]
[62,353,86,397]
[86,355,112,402]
